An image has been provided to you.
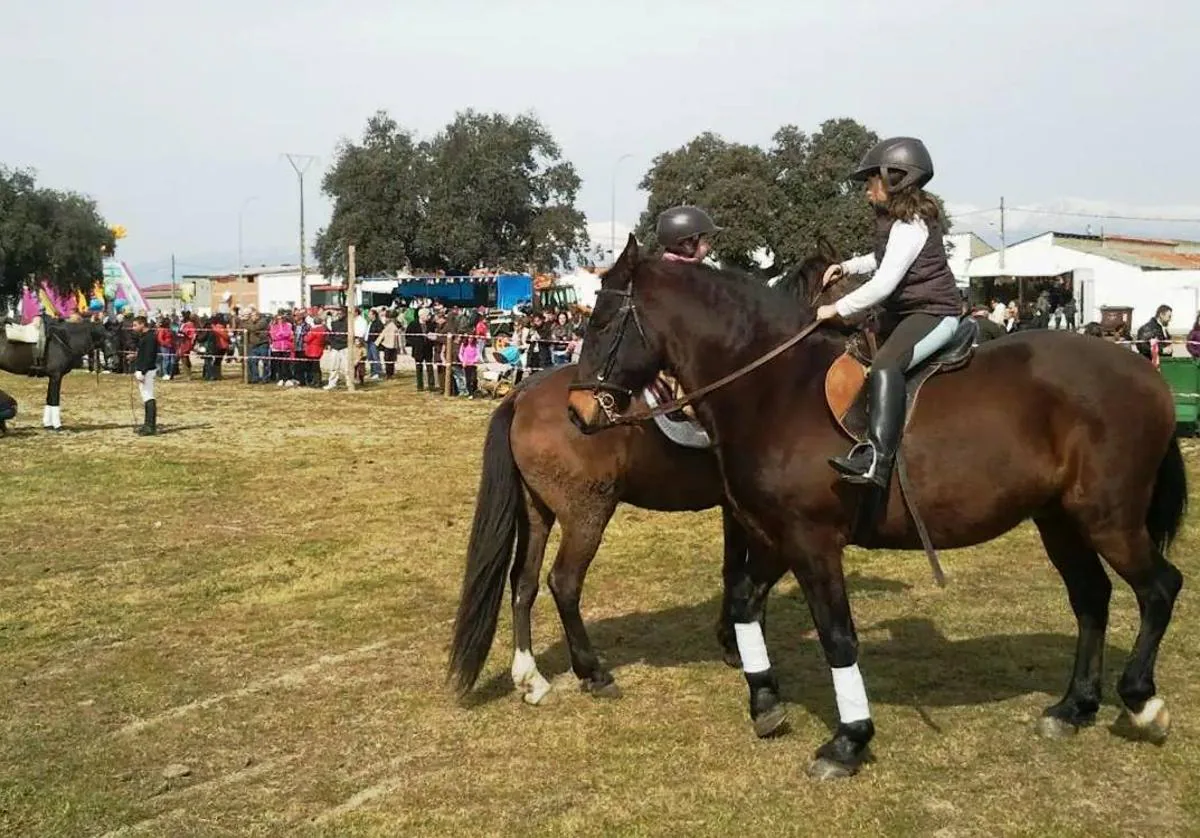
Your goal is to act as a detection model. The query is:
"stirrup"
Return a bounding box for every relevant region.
[829,442,875,477]
[841,450,893,488]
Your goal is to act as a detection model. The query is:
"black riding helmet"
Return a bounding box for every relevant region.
[850,137,934,193]
[656,205,722,248]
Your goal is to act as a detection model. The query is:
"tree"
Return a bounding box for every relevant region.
[315,109,590,278]
[415,110,588,274]
[0,165,113,300]
[636,119,954,274]
[769,119,879,267]
[314,111,427,279]
[634,132,778,273]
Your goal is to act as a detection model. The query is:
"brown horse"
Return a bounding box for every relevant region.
[567,234,1186,780]
[448,249,853,725]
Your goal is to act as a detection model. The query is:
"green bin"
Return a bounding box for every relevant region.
[1158,357,1200,434]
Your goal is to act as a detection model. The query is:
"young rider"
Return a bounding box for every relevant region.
[815,137,962,489]
[655,205,721,264]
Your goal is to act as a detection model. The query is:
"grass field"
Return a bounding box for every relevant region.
[2,368,1199,837]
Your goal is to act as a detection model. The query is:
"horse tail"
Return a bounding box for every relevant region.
[447,392,524,697]
[1147,435,1188,557]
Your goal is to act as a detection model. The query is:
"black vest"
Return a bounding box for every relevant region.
[872,213,961,318]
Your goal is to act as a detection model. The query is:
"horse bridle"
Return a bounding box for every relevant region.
[569,274,826,428]
[566,283,648,424]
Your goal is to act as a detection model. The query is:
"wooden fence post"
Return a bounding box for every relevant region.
[346,245,356,392]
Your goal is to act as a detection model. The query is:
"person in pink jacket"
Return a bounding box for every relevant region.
[458,337,481,398]
[268,313,295,384]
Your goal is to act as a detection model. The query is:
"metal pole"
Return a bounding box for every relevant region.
[611,153,634,263]
[283,154,318,306]
[238,196,259,280]
[999,196,1006,272]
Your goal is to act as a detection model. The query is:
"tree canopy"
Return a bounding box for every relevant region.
[0,166,114,300]
[315,109,589,278]
[635,118,951,275]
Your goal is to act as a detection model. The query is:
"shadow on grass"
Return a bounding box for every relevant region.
[471,573,1132,723]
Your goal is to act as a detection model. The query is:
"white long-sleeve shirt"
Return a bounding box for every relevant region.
[833,217,929,319]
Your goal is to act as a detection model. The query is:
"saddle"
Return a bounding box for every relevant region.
[5,320,42,346]
[4,319,47,367]
[825,318,979,443]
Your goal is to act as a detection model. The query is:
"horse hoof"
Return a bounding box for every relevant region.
[1035,715,1080,740]
[753,704,789,739]
[581,679,621,700]
[807,757,858,781]
[1113,697,1171,745]
[722,650,742,669]
[521,681,553,706]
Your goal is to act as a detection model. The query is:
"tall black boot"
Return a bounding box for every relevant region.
[137,399,157,436]
[829,366,906,489]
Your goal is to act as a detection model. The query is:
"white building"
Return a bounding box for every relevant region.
[965,232,1200,332]
[176,265,339,315]
[944,232,995,288]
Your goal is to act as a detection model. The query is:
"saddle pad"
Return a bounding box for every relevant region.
[4,322,41,344]
[642,384,713,449]
[825,352,973,444]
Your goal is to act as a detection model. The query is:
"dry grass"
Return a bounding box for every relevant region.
[1,369,1199,837]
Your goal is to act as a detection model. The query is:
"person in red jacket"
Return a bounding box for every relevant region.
[205,316,231,381]
[155,318,176,380]
[302,316,328,387]
[176,314,197,379]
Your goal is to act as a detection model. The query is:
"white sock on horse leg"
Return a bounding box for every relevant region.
[831,663,871,723]
[734,622,771,673]
[43,405,51,426]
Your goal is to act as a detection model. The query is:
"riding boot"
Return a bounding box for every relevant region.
[137,400,157,436]
[829,366,906,489]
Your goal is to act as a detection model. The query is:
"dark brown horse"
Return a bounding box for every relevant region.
[0,318,113,431]
[448,249,852,727]
[567,234,1186,780]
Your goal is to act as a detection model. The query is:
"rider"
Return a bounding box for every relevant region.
[130,315,160,436]
[815,136,962,489]
[656,205,721,264]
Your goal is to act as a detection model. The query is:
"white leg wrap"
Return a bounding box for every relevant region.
[733,622,771,674]
[511,649,552,704]
[50,406,62,428]
[42,405,52,427]
[831,663,871,723]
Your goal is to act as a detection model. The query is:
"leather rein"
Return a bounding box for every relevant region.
[569,276,828,427]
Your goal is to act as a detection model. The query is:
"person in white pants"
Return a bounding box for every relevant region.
[130,316,160,436]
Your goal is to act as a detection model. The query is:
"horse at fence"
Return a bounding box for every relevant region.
[448,246,859,730]
[0,317,114,431]
[567,234,1187,781]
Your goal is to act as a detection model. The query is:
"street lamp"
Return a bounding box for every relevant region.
[611,153,634,263]
[238,196,259,280]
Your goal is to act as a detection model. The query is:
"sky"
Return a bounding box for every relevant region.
[3,0,1198,287]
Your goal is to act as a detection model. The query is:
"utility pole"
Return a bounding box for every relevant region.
[171,253,176,313]
[999,196,1006,272]
[283,153,318,306]
[238,196,259,281]
[611,153,634,263]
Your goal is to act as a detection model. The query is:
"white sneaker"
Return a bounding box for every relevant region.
[277,380,285,387]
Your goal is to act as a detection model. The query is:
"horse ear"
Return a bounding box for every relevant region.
[817,235,840,265]
[604,233,639,285]
[619,233,639,264]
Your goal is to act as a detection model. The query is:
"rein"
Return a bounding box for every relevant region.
[616,318,824,425]
[573,279,825,427]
